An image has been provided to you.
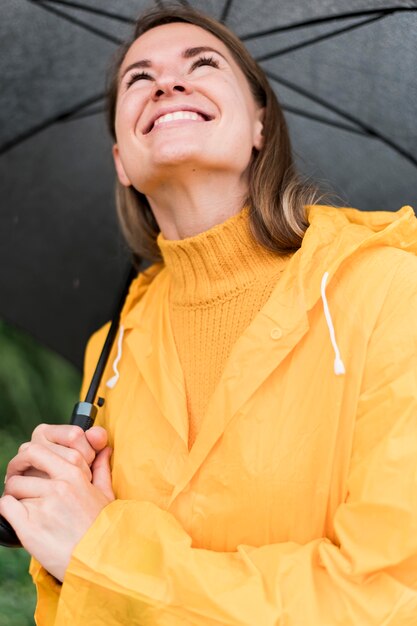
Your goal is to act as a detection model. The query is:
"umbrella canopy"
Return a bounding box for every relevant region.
[1,0,416,368]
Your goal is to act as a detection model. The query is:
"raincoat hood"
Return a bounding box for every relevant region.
[300,204,417,306]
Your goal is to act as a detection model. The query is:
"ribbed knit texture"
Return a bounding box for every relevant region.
[158,208,289,449]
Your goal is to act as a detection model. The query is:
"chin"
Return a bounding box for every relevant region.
[150,141,206,165]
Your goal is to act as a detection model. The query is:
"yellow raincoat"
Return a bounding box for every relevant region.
[31,205,417,625]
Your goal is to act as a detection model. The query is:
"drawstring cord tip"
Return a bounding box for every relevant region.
[334,356,346,376]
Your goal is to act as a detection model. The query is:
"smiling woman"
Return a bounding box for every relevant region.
[2,3,417,626]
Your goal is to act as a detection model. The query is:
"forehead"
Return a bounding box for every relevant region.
[120,22,233,71]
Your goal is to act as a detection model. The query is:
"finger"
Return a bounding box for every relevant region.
[0,495,28,542]
[18,443,48,479]
[7,443,92,482]
[85,426,108,453]
[31,424,97,466]
[4,475,49,500]
[91,447,114,501]
[6,444,82,483]
[41,442,92,480]
[21,468,49,479]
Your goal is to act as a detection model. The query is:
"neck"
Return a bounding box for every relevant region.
[146,169,249,240]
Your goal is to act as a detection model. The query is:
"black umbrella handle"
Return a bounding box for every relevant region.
[0,516,20,548]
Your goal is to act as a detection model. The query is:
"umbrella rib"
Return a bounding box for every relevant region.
[0,93,105,156]
[27,0,134,23]
[267,70,417,169]
[221,0,234,24]
[255,13,387,61]
[4,5,415,167]
[27,0,124,45]
[281,105,369,136]
[241,7,417,41]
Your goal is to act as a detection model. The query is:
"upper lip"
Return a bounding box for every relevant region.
[142,105,214,134]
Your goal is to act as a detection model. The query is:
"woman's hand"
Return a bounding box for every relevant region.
[8,423,108,481]
[0,425,114,582]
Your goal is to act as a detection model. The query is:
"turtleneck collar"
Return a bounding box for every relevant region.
[157,208,286,307]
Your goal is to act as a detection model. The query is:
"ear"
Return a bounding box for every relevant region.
[253,107,265,151]
[112,144,132,187]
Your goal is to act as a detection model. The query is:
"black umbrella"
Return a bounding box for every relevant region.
[1,0,416,371]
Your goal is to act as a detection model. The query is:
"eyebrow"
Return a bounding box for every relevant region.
[183,46,227,61]
[120,46,227,83]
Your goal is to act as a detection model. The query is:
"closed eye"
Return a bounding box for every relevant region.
[190,55,220,72]
[125,71,153,89]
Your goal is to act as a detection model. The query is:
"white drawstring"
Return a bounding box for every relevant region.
[320,272,346,376]
[106,324,125,388]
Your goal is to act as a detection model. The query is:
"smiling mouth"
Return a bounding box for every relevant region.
[144,110,213,134]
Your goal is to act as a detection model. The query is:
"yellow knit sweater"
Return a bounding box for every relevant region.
[157,209,289,449]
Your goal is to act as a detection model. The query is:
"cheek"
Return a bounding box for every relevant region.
[224,110,259,153]
[210,79,258,132]
[115,92,147,139]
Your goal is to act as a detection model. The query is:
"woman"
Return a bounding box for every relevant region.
[1,4,417,625]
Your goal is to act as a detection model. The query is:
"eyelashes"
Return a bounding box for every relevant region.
[125,55,220,89]
[125,71,152,89]
[189,55,220,71]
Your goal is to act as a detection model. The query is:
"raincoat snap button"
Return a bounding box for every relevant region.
[270,327,282,340]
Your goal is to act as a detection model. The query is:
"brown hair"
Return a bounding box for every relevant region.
[106,3,319,263]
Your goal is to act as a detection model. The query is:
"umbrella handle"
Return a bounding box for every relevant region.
[0,516,20,548]
[0,401,100,548]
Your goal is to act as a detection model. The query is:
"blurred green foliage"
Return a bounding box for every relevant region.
[0,319,81,438]
[0,320,81,626]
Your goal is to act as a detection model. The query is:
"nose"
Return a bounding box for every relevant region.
[151,74,192,100]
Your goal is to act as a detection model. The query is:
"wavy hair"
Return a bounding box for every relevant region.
[106,3,320,263]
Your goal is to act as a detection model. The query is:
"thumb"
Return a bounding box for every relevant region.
[85,426,108,453]
[91,447,114,501]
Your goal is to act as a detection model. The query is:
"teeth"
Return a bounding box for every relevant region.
[153,110,203,128]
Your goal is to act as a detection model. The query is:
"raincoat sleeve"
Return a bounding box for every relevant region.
[42,260,417,625]
[29,324,110,625]
[29,558,61,626]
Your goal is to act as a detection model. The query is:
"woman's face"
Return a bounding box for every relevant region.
[112,22,264,194]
